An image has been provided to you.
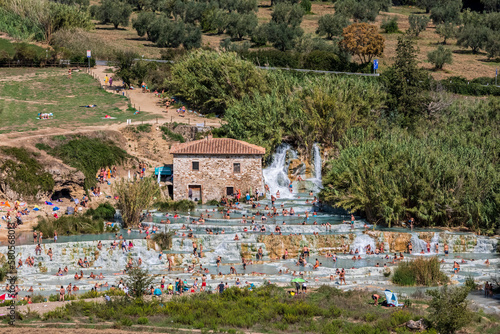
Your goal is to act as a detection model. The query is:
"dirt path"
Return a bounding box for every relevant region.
[89,66,221,128]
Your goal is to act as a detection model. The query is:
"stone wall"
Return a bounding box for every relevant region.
[173,154,264,203]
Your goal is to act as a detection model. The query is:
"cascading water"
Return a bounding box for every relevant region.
[309,143,323,190]
[263,144,296,199]
[350,234,376,254]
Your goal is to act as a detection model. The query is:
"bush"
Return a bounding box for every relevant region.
[438,77,500,96]
[154,200,196,212]
[38,136,128,190]
[35,215,104,237]
[426,285,472,334]
[170,50,266,114]
[427,45,453,69]
[408,14,429,37]
[300,0,312,14]
[137,317,149,324]
[381,17,399,33]
[465,276,477,291]
[85,202,116,221]
[160,126,185,143]
[0,146,55,197]
[152,232,175,250]
[392,257,449,286]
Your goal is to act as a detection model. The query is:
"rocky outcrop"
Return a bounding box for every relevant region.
[0,147,85,201]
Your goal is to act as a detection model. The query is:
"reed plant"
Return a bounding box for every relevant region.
[34,215,104,237]
[392,257,449,286]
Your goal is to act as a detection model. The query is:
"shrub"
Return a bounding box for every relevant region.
[408,14,429,37]
[465,276,477,291]
[154,200,196,212]
[300,0,312,14]
[38,136,128,190]
[152,231,175,250]
[0,146,55,197]
[170,50,266,114]
[381,17,399,34]
[85,202,116,221]
[426,285,472,334]
[137,317,149,324]
[427,45,453,69]
[136,124,151,133]
[392,257,448,286]
[35,215,104,237]
[160,126,185,143]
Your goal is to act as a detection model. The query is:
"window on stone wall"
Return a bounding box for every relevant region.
[226,187,234,196]
[233,163,240,173]
[192,161,199,171]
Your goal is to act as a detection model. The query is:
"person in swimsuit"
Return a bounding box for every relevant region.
[216,256,221,269]
[444,243,449,255]
[59,286,65,302]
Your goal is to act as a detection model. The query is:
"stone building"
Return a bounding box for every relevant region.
[170,137,265,203]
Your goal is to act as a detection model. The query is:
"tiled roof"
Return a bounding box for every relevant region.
[170,138,265,155]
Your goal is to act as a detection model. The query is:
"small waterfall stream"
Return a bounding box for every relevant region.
[263,144,297,198]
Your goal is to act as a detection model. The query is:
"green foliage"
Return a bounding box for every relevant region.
[35,215,104,237]
[136,124,152,133]
[0,7,45,41]
[152,231,175,250]
[85,202,116,221]
[38,136,128,190]
[218,71,385,157]
[335,0,390,22]
[457,24,491,54]
[226,12,258,40]
[485,31,500,59]
[133,12,201,49]
[392,257,448,286]
[320,97,500,229]
[0,146,55,197]
[0,260,10,283]
[381,17,399,33]
[408,14,429,37]
[438,76,500,96]
[481,0,500,12]
[465,276,477,291]
[124,266,156,299]
[137,317,149,324]
[427,45,453,69]
[436,22,457,44]
[316,14,350,39]
[426,285,473,334]
[153,199,196,212]
[170,50,266,114]
[382,36,429,120]
[430,0,462,25]
[97,0,132,29]
[160,126,185,143]
[53,285,427,332]
[113,177,161,228]
[300,0,311,14]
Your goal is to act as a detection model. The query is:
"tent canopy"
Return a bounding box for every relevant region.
[384,289,400,307]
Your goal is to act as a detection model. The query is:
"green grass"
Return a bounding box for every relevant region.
[36,136,128,190]
[0,69,155,133]
[0,146,55,197]
[34,215,105,237]
[160,126,185,143]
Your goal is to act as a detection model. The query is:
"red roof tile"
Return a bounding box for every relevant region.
[170,138,265,155]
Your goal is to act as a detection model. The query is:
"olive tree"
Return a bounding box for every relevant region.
[427,45,453,69]
[408,14,429,37]
[98,0,132,29]
[316,14,350,40]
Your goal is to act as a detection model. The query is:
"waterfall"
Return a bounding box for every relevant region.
[474,237,498,253]
[310,143,323,190]
[263,144,296,199]
[410,233,439,254]
[350,233,376,254]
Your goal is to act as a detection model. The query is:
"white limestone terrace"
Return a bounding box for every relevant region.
[2,144,498,314]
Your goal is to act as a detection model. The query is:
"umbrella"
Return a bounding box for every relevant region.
[291,278,306,283]
[0,294,14,300]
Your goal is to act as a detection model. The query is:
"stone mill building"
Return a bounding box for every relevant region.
[170,137,265,203]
